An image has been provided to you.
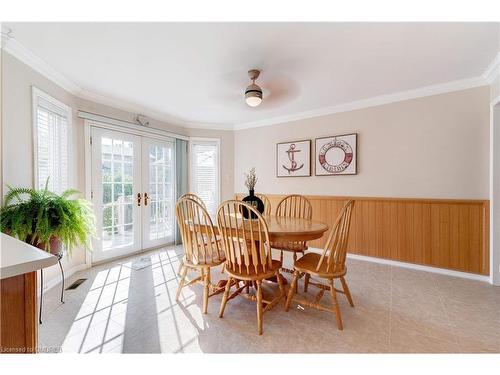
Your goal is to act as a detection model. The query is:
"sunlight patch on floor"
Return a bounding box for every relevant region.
[61,264,131,353]
[151,249,203,353]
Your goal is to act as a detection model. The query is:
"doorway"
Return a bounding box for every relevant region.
[90,126,176,262]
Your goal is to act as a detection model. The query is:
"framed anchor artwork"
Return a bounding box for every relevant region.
[315,133,357,176]
[276,139,311,177]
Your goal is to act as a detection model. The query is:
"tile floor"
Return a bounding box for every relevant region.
[38,246,500,353]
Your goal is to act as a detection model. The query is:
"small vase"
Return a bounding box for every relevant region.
[242,189,264,219]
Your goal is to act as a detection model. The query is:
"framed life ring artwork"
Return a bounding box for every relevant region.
[276,139,311,177]
[315,133,357,176]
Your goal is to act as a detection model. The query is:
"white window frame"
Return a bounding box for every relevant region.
[189,137,221,215]
[32,86,72,192]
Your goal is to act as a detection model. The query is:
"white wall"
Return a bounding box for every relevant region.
[490,101,500,285]
[0,51,234,287]
[492,74,500,102]
[234,87,491,200]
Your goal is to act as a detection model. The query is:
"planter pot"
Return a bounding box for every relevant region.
[29,236,63,256]
[242,189,264,219]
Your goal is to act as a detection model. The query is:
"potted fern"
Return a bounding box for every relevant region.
[0,179,96,256]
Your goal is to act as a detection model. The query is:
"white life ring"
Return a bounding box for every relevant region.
[318,139,353,173]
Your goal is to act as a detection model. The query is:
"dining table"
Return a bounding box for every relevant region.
[258,215,329,243]
[205,215,329,289]
[209,214,329,243]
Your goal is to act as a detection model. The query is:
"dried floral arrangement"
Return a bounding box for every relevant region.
[244,167,258,191]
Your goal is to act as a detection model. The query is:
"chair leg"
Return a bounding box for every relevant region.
[176,265,188,301]
[304,273,310,293]
[292,253,298,293]
[329,279,343,330]
[221,263,226,274]
[177,260,184,276]
[285,271,300,311]
[245,280,250,294]
[219,277,233,318]
[256,280,263,335]
[276,272,285,301]
[340,277,354,307]
[202,268,210,314]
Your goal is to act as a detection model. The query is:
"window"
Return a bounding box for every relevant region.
[32,87,71,193]
[190,139,220,217]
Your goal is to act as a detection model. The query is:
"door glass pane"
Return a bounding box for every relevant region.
[101,136,135,251]
[148,144,174,242]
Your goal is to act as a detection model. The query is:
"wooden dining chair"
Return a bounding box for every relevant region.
[272,194,313,281]
[175,197,226,314]
[177,193,208,275]
[180,193,206,209]
[255,193,272,216]
[285,200,355,330]
[217,200,285,335]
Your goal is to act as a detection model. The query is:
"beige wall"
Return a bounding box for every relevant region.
[1,51,84,284]
[0,48,494,286]
[1,51,234,285]
[234,87,491,200]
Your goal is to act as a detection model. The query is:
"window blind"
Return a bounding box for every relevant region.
[34,89,70,194]
[190,141,219,217]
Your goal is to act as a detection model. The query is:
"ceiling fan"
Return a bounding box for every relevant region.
[244,69,263,107]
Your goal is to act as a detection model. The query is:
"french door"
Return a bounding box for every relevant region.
[141,137,176,249]
[90,127,175,262]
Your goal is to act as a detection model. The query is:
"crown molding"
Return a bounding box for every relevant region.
[483,51,500,84]
[77,88,230,131]
[2,33,498,132]
[2,36,81,95]
[1,36,231,131]
[233,76,489,130]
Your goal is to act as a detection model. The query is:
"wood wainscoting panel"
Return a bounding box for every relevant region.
[235,194,489,275]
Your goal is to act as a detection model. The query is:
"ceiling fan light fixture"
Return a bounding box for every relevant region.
[245,83,263,107]
[245,69,263,107]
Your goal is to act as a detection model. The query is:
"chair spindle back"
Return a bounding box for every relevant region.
[255,193,271,216]
[176,197,223,265]
[275,194,312,219]
[317,200,354,274]
[216,200,273,275]
[179,193,206,209]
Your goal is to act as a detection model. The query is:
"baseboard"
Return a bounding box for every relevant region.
[42,263,89,292]
[308,247,491,283]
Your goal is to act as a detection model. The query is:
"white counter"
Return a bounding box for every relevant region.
[0,233,58,279]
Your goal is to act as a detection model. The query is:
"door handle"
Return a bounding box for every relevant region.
[144,192,149,206]
[137,193,142,206]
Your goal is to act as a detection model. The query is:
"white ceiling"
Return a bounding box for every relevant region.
[4,22,500,129]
